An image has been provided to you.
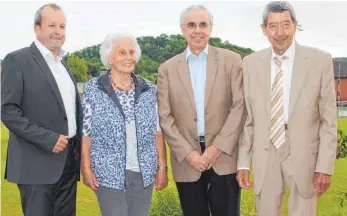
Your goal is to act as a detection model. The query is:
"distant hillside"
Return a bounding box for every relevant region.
[68,34,255,83]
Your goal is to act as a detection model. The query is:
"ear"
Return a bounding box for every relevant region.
[108,53,113,66]
[261,24,267,37]
[34,25,40,36]
[180,25,184,34]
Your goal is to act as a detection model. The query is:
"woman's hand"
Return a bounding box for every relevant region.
[81,165,99,191]
[81,136,99,191]
[154,167,168,191]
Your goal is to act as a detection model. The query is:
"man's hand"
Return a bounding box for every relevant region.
[155,168,168,191]
[314,172,331,197]
[52,135,69,153]
[202,145,222,169]
[185,151,208,172]
[81,165,99,191]
[236,169,252,189]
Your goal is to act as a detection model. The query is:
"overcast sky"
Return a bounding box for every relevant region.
[0,1,346,59]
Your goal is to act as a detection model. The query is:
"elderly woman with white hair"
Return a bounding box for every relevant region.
[80,32,168,216]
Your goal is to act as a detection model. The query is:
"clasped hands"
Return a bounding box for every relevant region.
[185,145,222,172]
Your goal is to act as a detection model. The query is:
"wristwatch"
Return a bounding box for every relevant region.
[158,166,168,171]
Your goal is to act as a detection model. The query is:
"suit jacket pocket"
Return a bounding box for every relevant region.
[310,140,320,154]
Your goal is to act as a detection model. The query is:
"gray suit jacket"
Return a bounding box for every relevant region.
[1,43,82,184]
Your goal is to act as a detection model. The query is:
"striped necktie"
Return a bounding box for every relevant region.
[270,56,287,149]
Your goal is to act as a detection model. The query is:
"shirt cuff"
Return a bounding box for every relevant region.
[237,167,250,170]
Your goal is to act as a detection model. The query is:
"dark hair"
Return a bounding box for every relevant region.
[262,1,297,26]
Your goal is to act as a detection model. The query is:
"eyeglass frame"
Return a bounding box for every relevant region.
[181,21,212,30]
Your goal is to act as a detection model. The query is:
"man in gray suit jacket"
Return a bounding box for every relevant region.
[1,4,82,216]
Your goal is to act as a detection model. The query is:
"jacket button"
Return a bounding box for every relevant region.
[64,116,67,121]
[193,118,197,122]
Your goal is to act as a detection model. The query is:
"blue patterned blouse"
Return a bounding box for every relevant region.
[82,72,159,190]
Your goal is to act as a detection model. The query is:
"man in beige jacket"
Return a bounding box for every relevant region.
[157,5,246,216]
[237,1,337,216]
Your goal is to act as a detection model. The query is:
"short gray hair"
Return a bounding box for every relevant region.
[262,1,297,26]
[99,33,142,70]
[180,5,214,26]
[34,3,63,26]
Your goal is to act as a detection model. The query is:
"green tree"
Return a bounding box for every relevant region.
[337,128,347,159]
[69,34,256,82]
[66,55,88,82]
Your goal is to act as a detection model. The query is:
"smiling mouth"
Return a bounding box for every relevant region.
[275,38,287,43]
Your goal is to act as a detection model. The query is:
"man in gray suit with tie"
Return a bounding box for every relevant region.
[1,3,82,216]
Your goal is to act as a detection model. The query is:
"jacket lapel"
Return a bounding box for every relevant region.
[205,45,219,107]
[257,48,272,116]
[289,44,310,119]
[30,43,66,114]
[176,51,196,112]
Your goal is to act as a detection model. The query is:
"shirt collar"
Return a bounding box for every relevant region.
[186,45,209,62]
[34,40,65,61]
[271,39,296,60]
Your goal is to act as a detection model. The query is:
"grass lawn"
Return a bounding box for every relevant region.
[1,120,347,216]
[338,118,347,131]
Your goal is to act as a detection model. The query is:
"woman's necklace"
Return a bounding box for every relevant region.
[109,75,133,91]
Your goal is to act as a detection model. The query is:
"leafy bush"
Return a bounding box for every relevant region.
[337,129,347,159]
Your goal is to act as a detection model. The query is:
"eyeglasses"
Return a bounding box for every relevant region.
[183,21,210,29]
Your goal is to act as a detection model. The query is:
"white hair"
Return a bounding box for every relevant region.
[99,32,142,70]
[180,5,214,26]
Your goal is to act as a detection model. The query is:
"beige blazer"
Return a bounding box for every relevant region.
[157,45,246,182]
[238,43,337,198]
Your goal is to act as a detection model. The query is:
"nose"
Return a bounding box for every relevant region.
[276,25,284,36]
[194,26,202,33]
[125,53,135,61]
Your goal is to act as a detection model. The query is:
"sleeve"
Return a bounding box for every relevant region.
[1,53,59,152]
[315,53,337,175]
[82,83,93,137]
[157,64,194,163]
[237,57,254,169]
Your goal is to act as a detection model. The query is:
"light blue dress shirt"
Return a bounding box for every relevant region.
[186,46,208,136]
